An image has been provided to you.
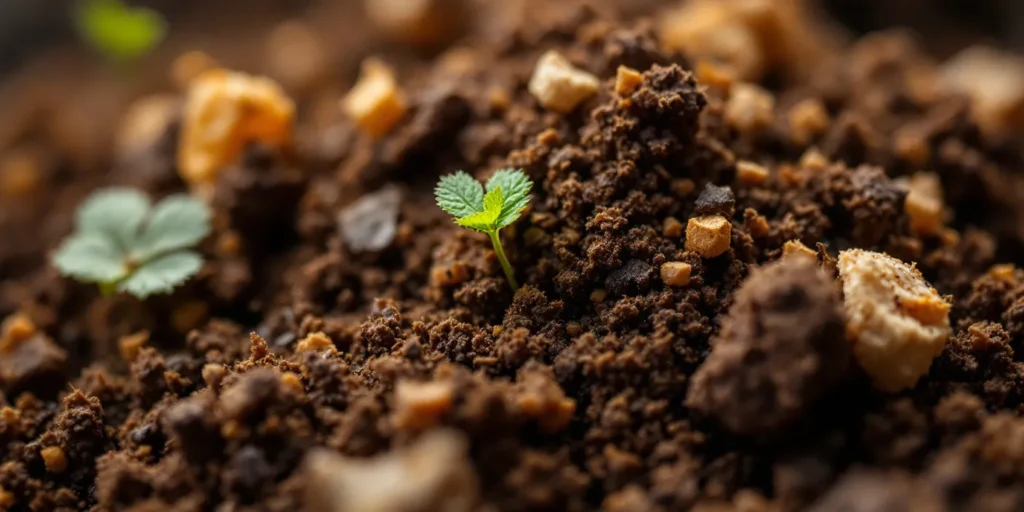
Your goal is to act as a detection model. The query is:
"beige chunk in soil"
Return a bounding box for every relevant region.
[799,146,829,172]
[660,0,833,82]
[528,50,600,114]
[514,370,576,434]
[939,46,1024,135]
[614,66,644,97]
[893,128,931,168]
[296,332,337,354]
[725,83,775,132]
[787,98,830,145]
[662,216,684,238]
[0,313,67,393]
[686,215,732,258]
[118,331,149,363]
[736,160,769,185]
[744,209,771,238]
[782,240,816,260]
[304,429,479,512]
[661,262,693,287]
[430,261,471,288]
[0,313,35,350]
[695,60,737,92]
[41,446,67,474]
[659,0,764,80]
[838,249,952,392]
[179,69,295,195]
[281,372,305,395]
[902,172,944,236]
[342,58,408,138]
[393,379,454,429]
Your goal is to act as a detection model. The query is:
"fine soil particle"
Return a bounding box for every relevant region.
[5,0,1024,511]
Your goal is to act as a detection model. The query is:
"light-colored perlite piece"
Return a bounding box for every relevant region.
[838,249,952,392]
[343,58,408,138]
[614,66,644,97]
[686,215,732,258]
[660,262,693,287]
[902,172,944,236]
[179,69,295,195]
[303,429,478,512]
[528,51,600,114]
[725,83,775,132]
[782,240,816,260]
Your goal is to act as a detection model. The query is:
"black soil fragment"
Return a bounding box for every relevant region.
[694,184,736,217]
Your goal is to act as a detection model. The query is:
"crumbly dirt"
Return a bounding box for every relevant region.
[5,0,1024,511]
[686,257,850,437]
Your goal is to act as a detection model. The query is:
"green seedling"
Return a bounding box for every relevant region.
[75,0,167,63]
[53,188,212,298]
[435,169,533,291]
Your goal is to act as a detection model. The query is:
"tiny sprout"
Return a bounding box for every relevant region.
[53,188,212,298]
[75,0,167,63]
[435,169,533,291]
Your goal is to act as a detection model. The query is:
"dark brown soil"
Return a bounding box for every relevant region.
[5,0,1024,511]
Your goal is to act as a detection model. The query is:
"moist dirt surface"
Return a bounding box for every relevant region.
[5,1,1024,511]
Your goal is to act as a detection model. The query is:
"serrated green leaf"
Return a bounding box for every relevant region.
[483,186,503,215]
[76,188,150,250]
[76,0,166,62]
[455,188,502,232]
[435,171,484,219]
[53,234,128,283]
[485,169,532,228]
[131,194,212,261]
[455,212,497,232]
[117,251,203,298]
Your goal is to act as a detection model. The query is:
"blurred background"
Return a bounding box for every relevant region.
[0,0,1021,185]
[1,0,1024,72]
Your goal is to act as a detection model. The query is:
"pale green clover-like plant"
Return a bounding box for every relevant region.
[53,188,212,298]
[435,169,533,291]
[75,0,167,63]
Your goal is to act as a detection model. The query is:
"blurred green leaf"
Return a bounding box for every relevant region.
[75,0,167,62]
[53,187,211,298]
[53,233,128,283]
[131,194,212,261]
[117,251,204,298]
[75,187,149,249]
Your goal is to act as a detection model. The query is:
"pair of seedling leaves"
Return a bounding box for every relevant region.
[435,169,532,233]
[53,189,211,298]
[435,168,533,290]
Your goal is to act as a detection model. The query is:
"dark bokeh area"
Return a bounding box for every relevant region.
[822,0,1024,55]
[1,0,1023,73]
[0,0,315,73]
